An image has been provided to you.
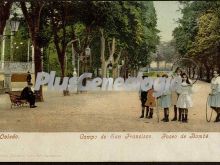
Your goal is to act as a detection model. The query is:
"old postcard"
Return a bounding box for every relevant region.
[0,0,220,162]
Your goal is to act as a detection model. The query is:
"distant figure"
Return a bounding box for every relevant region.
[20,83,37,108]
[26,71,32,85]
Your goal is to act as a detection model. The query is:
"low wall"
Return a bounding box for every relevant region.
[0,72,35,90]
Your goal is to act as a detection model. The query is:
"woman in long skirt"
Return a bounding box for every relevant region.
[171,67,182,121]
[159,74,172,122]
[208,70,220,122]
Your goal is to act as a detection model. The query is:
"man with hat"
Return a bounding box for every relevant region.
[20,83,37,108]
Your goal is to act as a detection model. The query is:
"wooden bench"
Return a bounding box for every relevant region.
[7,73,29,108]
[11,73,28,82]
[6,91,28,108]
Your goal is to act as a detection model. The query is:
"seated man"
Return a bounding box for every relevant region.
[20,83,37,108]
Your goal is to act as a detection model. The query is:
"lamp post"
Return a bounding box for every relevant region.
[9,14,20,62]
[9,14,20,36]
[0,14,20,39]
[66,38,81,77]
[66,39,81,93]
[27,39,30,63]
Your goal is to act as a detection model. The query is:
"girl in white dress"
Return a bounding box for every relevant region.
[176,73,193,123]
[208,70,220,122]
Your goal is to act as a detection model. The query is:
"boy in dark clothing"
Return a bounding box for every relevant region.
[139,75,149,118]
[20,83,37,108]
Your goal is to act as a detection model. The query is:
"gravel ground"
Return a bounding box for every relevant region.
[0,81,219,132]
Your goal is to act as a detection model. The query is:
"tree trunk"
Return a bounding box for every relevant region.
[112,66,117,78]
[102,63,107,78]
[33,44,43,101]
[58,51,69,96]
[100,29,106,78]
[100,29,122,79]
[192,66,196,79]
[59,56,65,80]
[204,63,210,82]
[218,44,220,72]
[0,2,12,36]
[20,2,44,101]
[188,66,191,78]
[199,66,203,80]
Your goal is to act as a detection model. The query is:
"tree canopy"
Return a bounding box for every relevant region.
[172,1,220,81]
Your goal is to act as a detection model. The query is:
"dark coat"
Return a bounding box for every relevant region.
[20,87,33,100]
[26,73,32,83]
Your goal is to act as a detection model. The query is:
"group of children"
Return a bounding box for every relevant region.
[139,67,193,123]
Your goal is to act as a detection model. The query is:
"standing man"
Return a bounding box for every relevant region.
[26,71,32,85]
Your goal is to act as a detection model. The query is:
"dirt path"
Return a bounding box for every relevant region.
[0,81,219,132]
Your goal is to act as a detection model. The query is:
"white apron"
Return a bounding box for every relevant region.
[176,82,193,109]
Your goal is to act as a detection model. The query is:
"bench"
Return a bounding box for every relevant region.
[6,91,28,108]
[11,73,28,82]
[7,73,30,108]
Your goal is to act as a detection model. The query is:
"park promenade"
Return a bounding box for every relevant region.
[0,81,219,132]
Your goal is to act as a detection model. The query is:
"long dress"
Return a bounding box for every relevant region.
[158,87,171,108]
[176,82,193,109]
[208,76,220,108]
[171,75,182,106]
[159,94,171,108]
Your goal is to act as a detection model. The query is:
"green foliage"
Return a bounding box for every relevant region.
[173,1,220,58]
[1,1,159,77]
[157,41,177,63]
[172,1,220,80]
[143,71,165,77]
[190,12,220,56]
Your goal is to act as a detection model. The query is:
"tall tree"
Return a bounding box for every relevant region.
[0,1,12,36]
[20,1,45,101]
[173,1,220,81]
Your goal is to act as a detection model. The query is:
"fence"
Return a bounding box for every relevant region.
[0,61,33,73]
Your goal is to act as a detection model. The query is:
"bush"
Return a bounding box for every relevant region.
[143,71,166,77]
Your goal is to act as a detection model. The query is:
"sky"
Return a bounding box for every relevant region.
[153,1,182,42]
